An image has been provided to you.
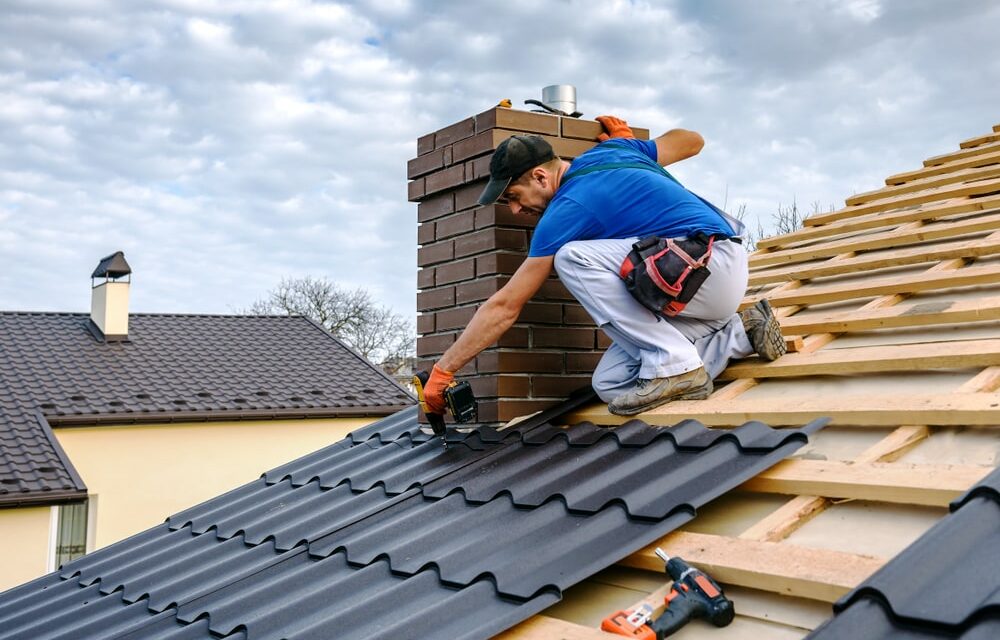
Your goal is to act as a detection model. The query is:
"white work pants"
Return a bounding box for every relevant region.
[554,236,754,402]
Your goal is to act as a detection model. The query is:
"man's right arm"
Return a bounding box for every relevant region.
[653,129,704,166]
[436,255,554,374]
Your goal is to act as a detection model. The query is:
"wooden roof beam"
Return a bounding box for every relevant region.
[740,459,991,507]
[619,532,884,603]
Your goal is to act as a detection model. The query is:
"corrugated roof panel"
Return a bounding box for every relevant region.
[0,406,826,640]
[809,465,1000,638]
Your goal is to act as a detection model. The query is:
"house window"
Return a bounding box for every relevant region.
[55,501,88,566]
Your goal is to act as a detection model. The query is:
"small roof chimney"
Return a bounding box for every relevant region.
[90,251,131,341]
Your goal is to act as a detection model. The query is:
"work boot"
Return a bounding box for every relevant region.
[739,298,786,361]
[608,366,713,416]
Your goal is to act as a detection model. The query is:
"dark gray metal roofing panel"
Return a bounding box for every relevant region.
[0,312,413,504]
[0,406,826,640]
[808,465,1000,639]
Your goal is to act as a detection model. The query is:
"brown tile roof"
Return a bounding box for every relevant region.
[0,312,414,506]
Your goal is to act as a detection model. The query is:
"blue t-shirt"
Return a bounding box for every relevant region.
[528,138,734,257]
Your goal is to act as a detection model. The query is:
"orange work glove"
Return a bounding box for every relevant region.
[423,364,454,415]
[596,115,635,142]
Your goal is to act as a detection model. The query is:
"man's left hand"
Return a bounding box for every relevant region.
[596,115,635,142]
[423,364,454,415]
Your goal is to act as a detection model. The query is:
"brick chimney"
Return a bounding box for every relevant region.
[409,107,649,423]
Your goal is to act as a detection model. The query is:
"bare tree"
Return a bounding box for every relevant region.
[244,276,415,373]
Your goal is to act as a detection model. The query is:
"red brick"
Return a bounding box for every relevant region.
[407,149,444,179]
[566,352,603,373]
[475,108,561,136]
[417,221,435,245]
[474,204,537,230]
[417,133,435,155]
[532,327,596,349]
[407,178,425,202]
[417,191,455,222]
[563,303,594,325]
[424,164,465,195]
[532,375,592,398]
[442,145,453,166]
[517,302,563,324]
[468,155,492,181]
[435,117,475,148]
[456,276,507,304]
[476,252,525,277]
[416,267,435,289]
[467,375,531,399]
[560,117,650,141]
[496,399,563,422]
[476,351,564,374]
[434,210,475,239]
[455,228,527,258]
[536,279,575,301]
[435,305,477,331]
[417,286,455,311]
[435,257,476,285]
[452,130,497,163]
[417,240,453,267]
[496,327,530,348]
[416,332,456,357]
[454,181,485,211]
[416,313,435,334]
[596,331,613,349]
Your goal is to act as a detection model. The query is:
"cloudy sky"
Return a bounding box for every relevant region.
[2,0,998,321]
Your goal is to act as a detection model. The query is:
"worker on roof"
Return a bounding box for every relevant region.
[423,116,785,417]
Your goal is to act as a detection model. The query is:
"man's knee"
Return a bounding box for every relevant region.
[591,373,623,403]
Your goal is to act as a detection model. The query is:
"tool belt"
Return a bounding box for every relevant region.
[619,234,715,318]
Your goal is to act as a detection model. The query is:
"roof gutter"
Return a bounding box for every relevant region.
[0,489,89,509]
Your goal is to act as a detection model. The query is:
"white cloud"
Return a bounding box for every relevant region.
[0,0,999,317]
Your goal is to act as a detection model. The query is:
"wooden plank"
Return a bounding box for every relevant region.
[923,139,1000,167]
[847,163,1000,206]
[565,392,1000,427]
[740,459,991,506]
[886,148,1000,186]
[738,425,930,543]
[755,193,1000,251]
[497,616,620,639]
[750,210,1000,268]
[738,495,831,543]
[619,532,884,603]
[964,366,1000,393]
[804,176,1000,227]
[716,339,1000,381]
[746,263,1000,309]
[749,234,1000,286]
[776,296,1000,335]
[961,131,1000,149]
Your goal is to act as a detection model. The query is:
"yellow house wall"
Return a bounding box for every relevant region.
[53,416,372,552]
[0,506,51,592]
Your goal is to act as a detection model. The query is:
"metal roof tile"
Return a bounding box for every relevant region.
[1,405,825,640]
[809,465,1000,638]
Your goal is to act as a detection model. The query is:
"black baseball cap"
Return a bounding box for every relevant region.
[477,135,556,205]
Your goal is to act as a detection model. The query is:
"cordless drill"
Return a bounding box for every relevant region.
[602,548,733,639]
[650,548,734,637]
[412,370,477,440]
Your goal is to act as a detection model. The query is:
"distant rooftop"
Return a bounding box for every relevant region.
[0,312,414,506]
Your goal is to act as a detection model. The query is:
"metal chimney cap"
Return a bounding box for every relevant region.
[91,251,132,279]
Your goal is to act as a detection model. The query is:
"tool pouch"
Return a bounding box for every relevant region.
[619,235,715,318]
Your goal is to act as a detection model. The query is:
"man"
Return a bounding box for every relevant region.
[423,116,784,417]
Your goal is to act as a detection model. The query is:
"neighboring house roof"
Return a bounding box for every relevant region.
[807,465,1000,638]
[0,396,826,640]
[0,312,414,507]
